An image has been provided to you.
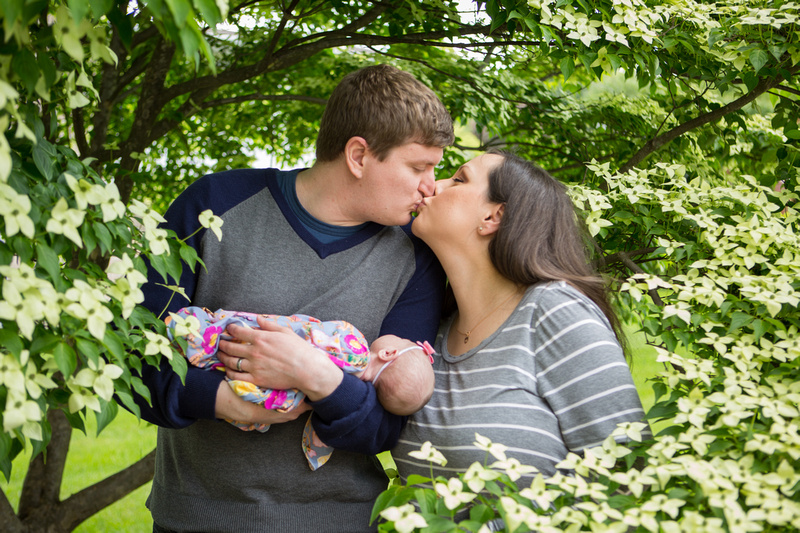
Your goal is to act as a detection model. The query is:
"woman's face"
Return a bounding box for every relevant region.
[411,153,504,247]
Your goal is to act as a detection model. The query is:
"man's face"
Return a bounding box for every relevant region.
[359,142,443,226]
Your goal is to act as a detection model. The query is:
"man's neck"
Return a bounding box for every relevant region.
[295,161,364,226]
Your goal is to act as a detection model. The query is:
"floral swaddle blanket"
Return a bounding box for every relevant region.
[165,307,370,470]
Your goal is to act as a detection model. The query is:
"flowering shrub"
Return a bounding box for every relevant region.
[373,164,800,532]
[0,154,224,471]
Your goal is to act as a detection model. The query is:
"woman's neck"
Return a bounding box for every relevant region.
[445,260,525,355]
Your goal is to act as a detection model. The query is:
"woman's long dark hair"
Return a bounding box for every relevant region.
[486,152,627,352]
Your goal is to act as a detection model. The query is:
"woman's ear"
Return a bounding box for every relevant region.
[479,203,505,236]
[344,136,368,178]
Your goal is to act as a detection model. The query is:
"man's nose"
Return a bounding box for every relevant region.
[419,170,436,197]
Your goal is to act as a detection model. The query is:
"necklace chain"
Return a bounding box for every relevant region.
[455,289,520,344]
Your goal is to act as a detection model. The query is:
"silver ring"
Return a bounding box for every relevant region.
[236,357,243,372]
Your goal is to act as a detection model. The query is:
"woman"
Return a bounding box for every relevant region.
[392,152,649,479]
[219,152,648,480]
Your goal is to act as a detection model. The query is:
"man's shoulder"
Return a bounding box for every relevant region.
[169,168,281,220]
[187,168,278,195]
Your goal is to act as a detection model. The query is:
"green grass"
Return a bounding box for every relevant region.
[1,409,156,532]
[1,325,664,531]
[624,322,671,435]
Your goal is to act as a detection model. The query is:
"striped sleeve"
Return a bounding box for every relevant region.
[532,284,647,451]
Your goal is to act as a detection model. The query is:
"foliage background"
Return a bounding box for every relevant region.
[0,0,798,531]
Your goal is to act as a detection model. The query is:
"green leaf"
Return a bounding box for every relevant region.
[0,329,24,357]
[727,312,753,334]
[131,376,152,406]
[94,399,118,436]
[749,48,769,74]
[193,0,222,26]
[370,489,399,525]
[179,243,201,273]
[166,0,193,29]
[405,474,432,485]
[88,0,115,19]
[75,337,101,365]
[92,221,113,253]
[560,56,575,82]
[11,48,39,94]
[114,389,141,417]
[63,409,86,434]
[36,242,61,282]
[81,222,98,253]
[742,71,759,92]
[105,3,133,48]
[0,431,17,481]
[0,0,23,29]
[33,145,54,180]
[103,330,126,364]
[29,332,60,355]
[169,351,188,383]
[53,342,78,377]
[67,0,90,23]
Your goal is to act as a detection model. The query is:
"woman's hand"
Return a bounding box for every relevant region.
[216,315,344,401]
[214,380,311,423]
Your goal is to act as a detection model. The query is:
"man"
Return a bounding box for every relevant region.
[136,64,454,532]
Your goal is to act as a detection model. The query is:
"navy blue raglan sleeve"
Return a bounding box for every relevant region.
[132,170,271,428]
[310,226,446,452]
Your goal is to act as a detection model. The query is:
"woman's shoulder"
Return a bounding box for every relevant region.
[525,280,610,326]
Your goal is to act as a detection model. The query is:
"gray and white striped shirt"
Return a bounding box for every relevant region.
[394,281,649,481]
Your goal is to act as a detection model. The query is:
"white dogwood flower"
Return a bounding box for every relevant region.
[474,433,508,461]
[3,388,43,439]
[435,478,476,510]
[128,199,165,230]
[0,183,34,238]
[65,173,106,210]
[99,182,126,222]
[65,280,114,340]
[144,331,174,360]
[46,197,85,247]
[198,209,223,241]
[379,504,427,533]
[145,227,170,255]
[408,441,447,466]
[106,277,144,318]
[106,253,148,286]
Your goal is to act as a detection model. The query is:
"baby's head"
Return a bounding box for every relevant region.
[366,335,435,416]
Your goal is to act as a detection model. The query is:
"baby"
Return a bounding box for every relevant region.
[166,307,435,470]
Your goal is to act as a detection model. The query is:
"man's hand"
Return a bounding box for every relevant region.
[214,380,311,423]
[216,315,344,401]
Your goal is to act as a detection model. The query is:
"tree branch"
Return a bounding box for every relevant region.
[59,448,156,532]
[771,84,800,98]
[615,250,665,307]
[162,22,499,102]
[618,69,796,174]
[72,108,89,158]
[261,0,302,69]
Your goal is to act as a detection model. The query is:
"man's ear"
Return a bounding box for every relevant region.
[344,136,369,178]
[478,203,505,236]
